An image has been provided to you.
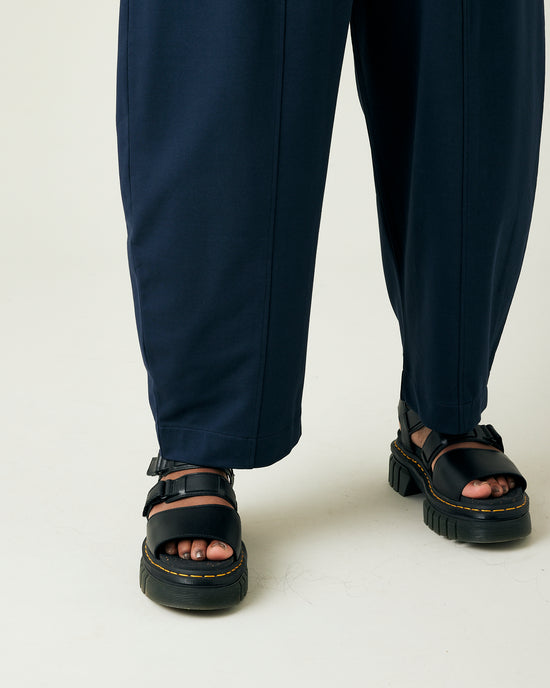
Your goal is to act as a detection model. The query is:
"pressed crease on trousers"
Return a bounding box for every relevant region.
[115,1,545,469]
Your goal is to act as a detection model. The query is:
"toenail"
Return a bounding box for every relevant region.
[182,552,190,559]
[212,541,226,549]
[195,551,204,559]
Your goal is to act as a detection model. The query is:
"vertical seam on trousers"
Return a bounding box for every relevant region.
[458,0,469,429]
[252,1,287,466]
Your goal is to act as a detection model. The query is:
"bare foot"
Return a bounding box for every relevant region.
[409,426,515,499]
[148,467,234,561]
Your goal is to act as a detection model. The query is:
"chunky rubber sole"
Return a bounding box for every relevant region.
[389,450,531,544]
[140,539,248,610]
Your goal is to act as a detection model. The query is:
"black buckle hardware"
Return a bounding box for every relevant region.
[146,452,163,476]
[147,452,204,477]
[164,475,190,503]
[147,452,187,476]
[484,424,504,450]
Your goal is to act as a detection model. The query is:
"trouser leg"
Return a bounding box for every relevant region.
[350,0,545,433]
[115,1,353,467]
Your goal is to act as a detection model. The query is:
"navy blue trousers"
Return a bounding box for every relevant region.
[116,1,545,469]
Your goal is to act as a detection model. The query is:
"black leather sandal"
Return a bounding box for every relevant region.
[140,453,248,610]
[389,400,531,543]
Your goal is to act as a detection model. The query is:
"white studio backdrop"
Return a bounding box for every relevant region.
[1,3,549,688]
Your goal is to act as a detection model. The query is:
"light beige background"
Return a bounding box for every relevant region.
[1,2,549,687]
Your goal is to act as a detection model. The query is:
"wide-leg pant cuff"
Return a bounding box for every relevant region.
[156,416,302,470]
[400,370,488,436]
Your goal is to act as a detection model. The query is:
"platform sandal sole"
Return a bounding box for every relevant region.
[139,540,248,611]
[422,501,531,543]
[388,452,531,544]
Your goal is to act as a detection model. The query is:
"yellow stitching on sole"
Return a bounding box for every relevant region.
[392,442,527,514]
[144,542,244,579]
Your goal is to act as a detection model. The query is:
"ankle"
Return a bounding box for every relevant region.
[410,426,431,449]
[159,466,229,483]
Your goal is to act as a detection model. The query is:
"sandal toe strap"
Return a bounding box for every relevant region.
[432,447,527,501]
[146,504,242,558]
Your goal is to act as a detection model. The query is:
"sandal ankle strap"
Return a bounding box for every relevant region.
[147,451,234,485]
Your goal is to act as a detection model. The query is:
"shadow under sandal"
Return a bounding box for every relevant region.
[140,453,248,610]
[389,400,531,543]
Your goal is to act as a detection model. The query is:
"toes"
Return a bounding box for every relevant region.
[177,539,192,559]
[191,539,208,561]
[164,540,177,555]
[168,538,233,561]
[462,475,518,499]
[496,475,509,495]
[206,540,234,561]
[486,476,503,496]
[462,479,492,499]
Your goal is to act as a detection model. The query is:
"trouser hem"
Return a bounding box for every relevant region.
[400,370,488,435]
[156,417,302,470]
